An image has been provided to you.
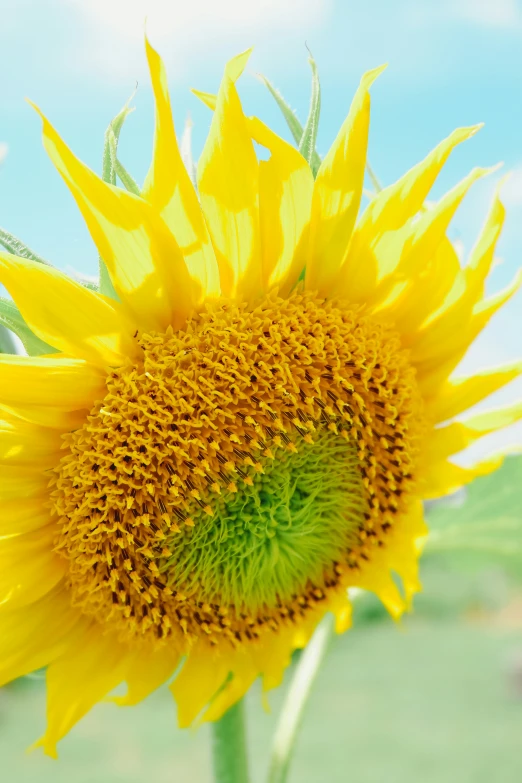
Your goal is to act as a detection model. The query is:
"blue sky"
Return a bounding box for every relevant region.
[1,0,522,454]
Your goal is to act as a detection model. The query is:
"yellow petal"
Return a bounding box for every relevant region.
[0,355,105,409]
[255,626,296,692]
[39,624,128,757]
[32,104,195,331]
[0,525,65,609]
[142,37,220,301]
[170,641,231,728]
[347,499,427,614]
[197,50,262,301]
[193,88,310,296]
[429,361,522,423]
[408,183,505,346]
[201,651,258,724]
[387,500,427,607]
[466,403,522,433]
[422,454,504,500]
[0,465,49,502]
[367,126,482,235]
[407,184,506,368]
[386,236,461,336]
[0,254,139,367]
[353,567,405,619]
[0,585,83,687]
[0,417,63,465]
[328,591,353,634]
[331,124,481,305]
[0,499,51,535]
[305,66,386,295]
[416,269,522,396]
[423,402,522,467]
[465,182,506,295]
[0,401,86,430]
[251,611,327,698]
[291,610,325,650]
[247,116,314,296]
[191,89,217,111]
[370,166,494,313]
[115,645,180,706]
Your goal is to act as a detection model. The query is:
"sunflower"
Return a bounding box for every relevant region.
[1,39,521,757]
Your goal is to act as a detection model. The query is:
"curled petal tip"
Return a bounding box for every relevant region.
[489,161,504,175]
[360,63,387,90]
[472,162,503,180]
[224,48,254,82]
[497,171,512,189]
[372,62,388,77]
[144,25,156,53]
[25,97,41,116]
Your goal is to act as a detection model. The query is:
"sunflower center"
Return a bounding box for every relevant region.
[164,430,364,612]
[50,290,421,649]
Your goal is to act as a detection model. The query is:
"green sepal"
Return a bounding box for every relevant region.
[99,91,136,298]
[0,324,17,354]
[101,90,136,186]
[0,226,50,265]
[298,49,321,176]
[107,128,141,196]
[98,259,117,300]
[366,161,383,193]
[70,271,99,292]
[259,73,322,175]
[260,61,383,190]
[257,74,303,146]
[0,296,57,356]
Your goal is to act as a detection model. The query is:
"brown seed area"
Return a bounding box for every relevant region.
[50,291,423,650]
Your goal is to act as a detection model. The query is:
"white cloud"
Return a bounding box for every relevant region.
[407,0,522,31]
[453,0,521,28]
[0,143,8,164]
[61,0,331,82]
[502,166,522,207]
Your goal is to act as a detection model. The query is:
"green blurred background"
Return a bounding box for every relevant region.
[1,458,521,783]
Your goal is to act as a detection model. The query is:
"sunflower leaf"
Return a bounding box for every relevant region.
[424,455,522,578]
[0,226,50,265]
[0,296,57,355]
[298,49,321,176]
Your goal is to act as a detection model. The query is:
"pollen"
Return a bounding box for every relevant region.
[50,290,423,649]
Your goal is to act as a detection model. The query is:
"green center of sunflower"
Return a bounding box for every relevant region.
[163,430,364,612]
[50,290,420,648]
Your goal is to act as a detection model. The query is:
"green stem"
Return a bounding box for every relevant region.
[211,699,250,783]
[268,613,334,783]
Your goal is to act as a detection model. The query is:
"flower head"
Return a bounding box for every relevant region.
[1,39,521,756]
